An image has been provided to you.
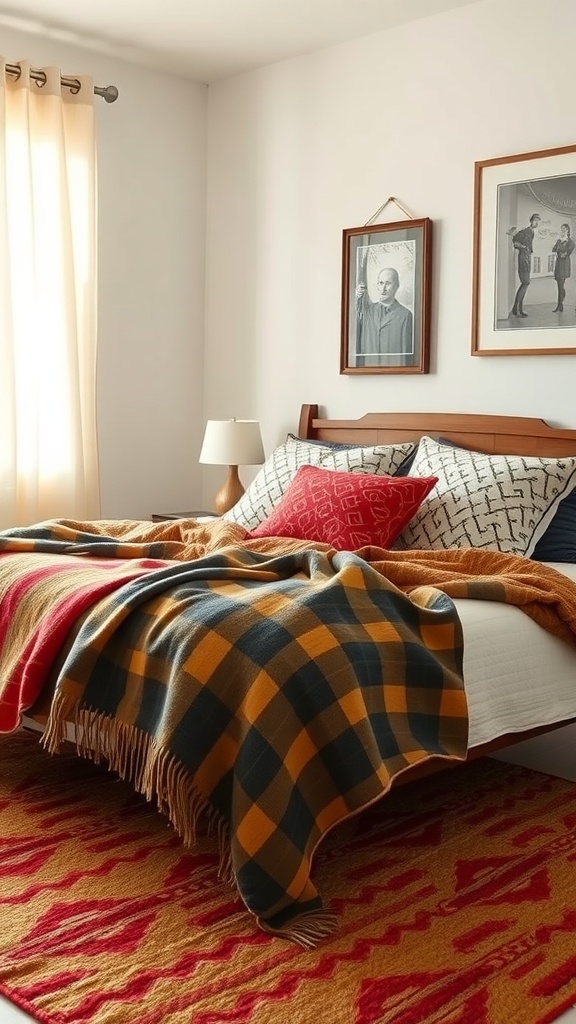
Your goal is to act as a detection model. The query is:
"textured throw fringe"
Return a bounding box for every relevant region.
[259,911,339,949]
[42,697,234,882]
[41,690,78,753]
[42,698,337,947]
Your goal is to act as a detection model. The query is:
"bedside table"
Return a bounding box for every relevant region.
[151,511,216,522]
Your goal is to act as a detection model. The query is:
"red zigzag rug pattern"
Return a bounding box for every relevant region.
[1,730,576,1024]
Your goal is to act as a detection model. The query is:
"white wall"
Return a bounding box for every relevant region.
[3,4,575,770]
[1,25,208,519]
[4,0,576,516]
[204,0,576,503]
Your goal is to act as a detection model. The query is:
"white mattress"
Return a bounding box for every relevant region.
[456,563,576,748]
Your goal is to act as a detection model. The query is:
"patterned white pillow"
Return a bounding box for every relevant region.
[396,436,576,557]
[224,435,415,530]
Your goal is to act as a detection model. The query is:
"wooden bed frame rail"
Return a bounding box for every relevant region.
[298,404,576,458]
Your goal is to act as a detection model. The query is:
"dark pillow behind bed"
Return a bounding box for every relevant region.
[531,487,576,563]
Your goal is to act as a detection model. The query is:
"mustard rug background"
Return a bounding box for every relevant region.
[1,729,576,1024]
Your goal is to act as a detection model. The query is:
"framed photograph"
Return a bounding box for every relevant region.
[472,143,576,356]
[340,217,432,375]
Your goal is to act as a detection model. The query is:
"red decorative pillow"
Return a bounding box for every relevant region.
[249,465,438,550]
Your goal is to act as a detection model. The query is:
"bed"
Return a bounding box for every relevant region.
[294,405,576,765]
[2,404,576,948]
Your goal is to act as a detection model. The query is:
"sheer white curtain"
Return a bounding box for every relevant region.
[0,59,100,529]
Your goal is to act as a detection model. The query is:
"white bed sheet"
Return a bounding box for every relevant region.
[456,563,576,748]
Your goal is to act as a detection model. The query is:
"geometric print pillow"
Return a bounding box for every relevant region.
[223,434,416,531]
[249,465,438,550]
[396,435,576,557]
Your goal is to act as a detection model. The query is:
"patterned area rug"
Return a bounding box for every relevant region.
[1,730,576,1024]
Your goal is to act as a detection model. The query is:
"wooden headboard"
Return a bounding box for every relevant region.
[298,404,576,459]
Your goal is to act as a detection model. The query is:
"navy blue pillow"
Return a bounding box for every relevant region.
[391,449,416,476]
[532,487,576,563]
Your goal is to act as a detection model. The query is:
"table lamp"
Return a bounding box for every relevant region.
[199,418,265,515]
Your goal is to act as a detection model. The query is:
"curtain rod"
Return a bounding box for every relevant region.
[5,62,118,103]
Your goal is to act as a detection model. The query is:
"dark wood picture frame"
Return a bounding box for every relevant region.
[472,143,576,356]
[340,217,432,375]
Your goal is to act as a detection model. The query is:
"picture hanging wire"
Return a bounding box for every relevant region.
[365,197,415,225]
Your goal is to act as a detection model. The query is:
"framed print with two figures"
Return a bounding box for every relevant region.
[472,143,576,355]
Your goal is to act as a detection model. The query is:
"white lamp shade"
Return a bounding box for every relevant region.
[199,419,265,467]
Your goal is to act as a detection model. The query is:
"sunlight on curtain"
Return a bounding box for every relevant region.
[0,59,100,528]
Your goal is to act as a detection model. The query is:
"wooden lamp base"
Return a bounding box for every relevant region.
[214,465,245,516]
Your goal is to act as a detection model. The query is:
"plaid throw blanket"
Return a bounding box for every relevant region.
[2,518,576,945]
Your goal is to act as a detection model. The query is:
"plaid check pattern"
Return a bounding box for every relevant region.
[0,521,467,944]
[2,519,576,945]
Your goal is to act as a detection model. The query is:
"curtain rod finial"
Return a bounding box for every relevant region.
[98,84,119,103]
